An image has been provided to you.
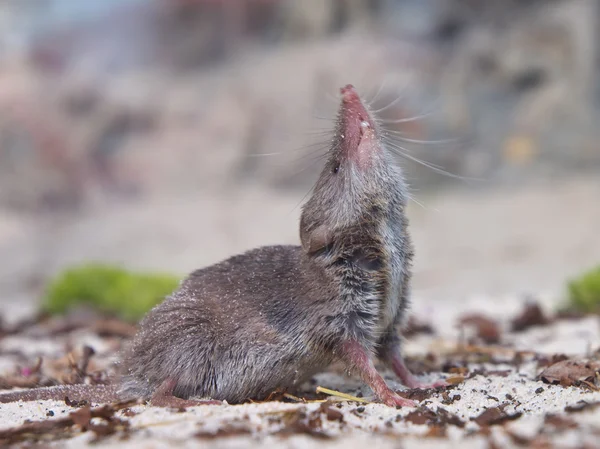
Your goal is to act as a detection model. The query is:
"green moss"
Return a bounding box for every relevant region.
[42,263,181,322]
[565,265,600,314]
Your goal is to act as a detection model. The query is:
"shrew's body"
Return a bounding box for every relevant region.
[119,85,445,406]
[0,85,446,407]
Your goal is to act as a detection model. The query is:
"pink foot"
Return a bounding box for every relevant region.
[338,340,418,408]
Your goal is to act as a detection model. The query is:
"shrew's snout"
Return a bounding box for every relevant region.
[337,84,379,169]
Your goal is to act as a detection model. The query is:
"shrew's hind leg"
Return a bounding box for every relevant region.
[337,340,416,407]
[378,332,448,390]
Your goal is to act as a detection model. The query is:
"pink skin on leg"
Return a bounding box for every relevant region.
[388,348,448,389]
[339,340,416,407]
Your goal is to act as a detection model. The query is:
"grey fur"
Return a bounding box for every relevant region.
[118,85,416,404]
[0,85,422,406]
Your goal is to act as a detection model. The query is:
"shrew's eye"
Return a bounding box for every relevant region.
[332,162,340,174]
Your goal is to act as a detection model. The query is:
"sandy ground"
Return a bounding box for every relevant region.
[1,293,599,448]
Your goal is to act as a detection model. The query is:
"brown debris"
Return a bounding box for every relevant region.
[536,353,570,369]
[69,403,131,439]
[404,316,435,338]
[92,318,138,338]
[0,400,136,445]
[436,408,466,428]
[403,406,465,428]
[543,414,578,430]
[425,425,447,438]
[405,408,437,425]
[70,406,93,427]
[68,346,95,383]
[505,429,532,446]
[0,338,113,391]
[351,406,366,417]
[446,375,465,385]
[511,301,550,332]
[0,374,57,390]
[472,404,522,427]
[564,401,600,413]
[319,402,344,422]
[63,347,97,385]
[459,314,502,344]
[65,396,90,408]
[195,424,252,439]
[538,359,600,387]
[506,432,555,449]
[262,388,286,402]
[448,366,469,375]
[441,392,461,405]
[122,408,138,417]
[397,388,436,402]
[273,407,333,440]
[404,355,440,376]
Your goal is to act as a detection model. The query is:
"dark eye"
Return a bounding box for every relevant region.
[332,162,340,174]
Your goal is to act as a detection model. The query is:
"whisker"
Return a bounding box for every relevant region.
[286,147,336,214]
[305,129,336,135]
[382,132,460,146]
[385,142,479,182]
[293,149,332,164]
[385,142,448,170]
[365,78,387,106]
[407,194,427,210]
[379,111,433,124]
[371,92,405,114]
[248,138,333,158]
[289,184,315,215]
[377,93,441,124]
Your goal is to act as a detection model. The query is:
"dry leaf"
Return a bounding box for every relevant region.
[472,405,522,426]
[446,376,465,385]
[511,301,549,332]
[538,360,600,386]
[459,314,501,344]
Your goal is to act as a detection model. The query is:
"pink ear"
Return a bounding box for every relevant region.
[301,224,332,255]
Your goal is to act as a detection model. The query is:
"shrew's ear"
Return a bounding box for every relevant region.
[300,224,333,256]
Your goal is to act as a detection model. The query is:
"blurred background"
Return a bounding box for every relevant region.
[0,0,599,320]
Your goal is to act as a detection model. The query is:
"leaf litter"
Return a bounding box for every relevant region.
[1,300,599,445]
